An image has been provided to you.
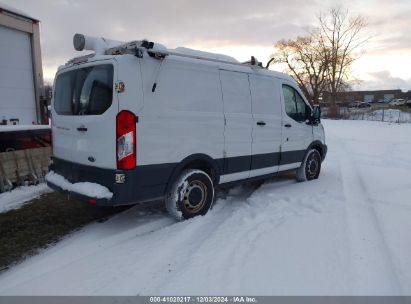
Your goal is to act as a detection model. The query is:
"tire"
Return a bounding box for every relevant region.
[165,169,214,220]
[296,149,322,182]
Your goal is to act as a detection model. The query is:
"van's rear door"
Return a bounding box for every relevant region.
[51,60,118,170]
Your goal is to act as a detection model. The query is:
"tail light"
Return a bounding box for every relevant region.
[116,110,136,170]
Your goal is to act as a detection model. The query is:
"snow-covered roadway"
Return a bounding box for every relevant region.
[0,120,410,295]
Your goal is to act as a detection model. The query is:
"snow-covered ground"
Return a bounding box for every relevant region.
[0,184,52,214]
[0,119,410,295]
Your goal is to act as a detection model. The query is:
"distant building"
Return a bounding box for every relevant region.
[322,90,411,106]
[0,4,45,124]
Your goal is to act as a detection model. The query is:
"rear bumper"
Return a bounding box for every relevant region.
[46,181,109,205]
[48,157,175,206]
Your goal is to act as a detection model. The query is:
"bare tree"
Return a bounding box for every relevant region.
[270,7,367,106]
[272,33,329,103]
[318,7,367,106]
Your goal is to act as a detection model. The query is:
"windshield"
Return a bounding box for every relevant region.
[54,64,113,115]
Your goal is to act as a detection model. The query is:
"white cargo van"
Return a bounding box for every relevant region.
[46,34,327,220]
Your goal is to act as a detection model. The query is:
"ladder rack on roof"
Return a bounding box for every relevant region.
[156,49,264,69]
[106,40,264,69]
[72,34,265,69]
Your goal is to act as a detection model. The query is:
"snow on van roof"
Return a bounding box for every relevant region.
[0,2,37,21]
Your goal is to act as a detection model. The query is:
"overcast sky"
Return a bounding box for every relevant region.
[2,0,411,90]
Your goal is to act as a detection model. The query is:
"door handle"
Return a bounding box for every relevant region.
[77,126,88,132]
[284,124,292,128]
[257,121,266,126]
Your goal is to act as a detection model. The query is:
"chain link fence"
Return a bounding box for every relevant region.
[322,106,411,123]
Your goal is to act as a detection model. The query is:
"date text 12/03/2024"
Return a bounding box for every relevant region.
[149,297,257,303]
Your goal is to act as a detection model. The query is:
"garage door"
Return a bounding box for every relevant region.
[0,25,36,124]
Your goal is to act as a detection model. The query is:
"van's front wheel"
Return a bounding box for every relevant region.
[165,169,214,220]
[296,149,322,182]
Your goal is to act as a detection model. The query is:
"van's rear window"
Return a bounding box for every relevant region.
[54,64,113,115]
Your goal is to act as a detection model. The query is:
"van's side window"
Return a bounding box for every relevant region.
[282,85,309,122]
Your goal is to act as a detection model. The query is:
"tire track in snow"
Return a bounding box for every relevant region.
[337,141,403,294]
[157,179,331,294]
[91,196,247,295]
[140,186,261,294]
[84,187,255,295]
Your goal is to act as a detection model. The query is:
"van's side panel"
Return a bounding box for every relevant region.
[219,70,253,183]
[249,75,282,177]
[138,57,225,167]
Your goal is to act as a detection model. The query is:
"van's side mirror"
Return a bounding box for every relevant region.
[311,105,321,124]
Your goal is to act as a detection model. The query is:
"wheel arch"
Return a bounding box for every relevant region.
[307,140,325,161]
[165,154,221,193]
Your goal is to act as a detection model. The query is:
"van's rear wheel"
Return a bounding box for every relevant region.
[165,169,214,220]
[296,149,321,182]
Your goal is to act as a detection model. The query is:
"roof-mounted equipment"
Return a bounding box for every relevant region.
[73,33,124,55]
[71,33,267,69]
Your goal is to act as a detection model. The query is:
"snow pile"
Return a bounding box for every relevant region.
[45,171,113,199]
[0,184,52,213]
